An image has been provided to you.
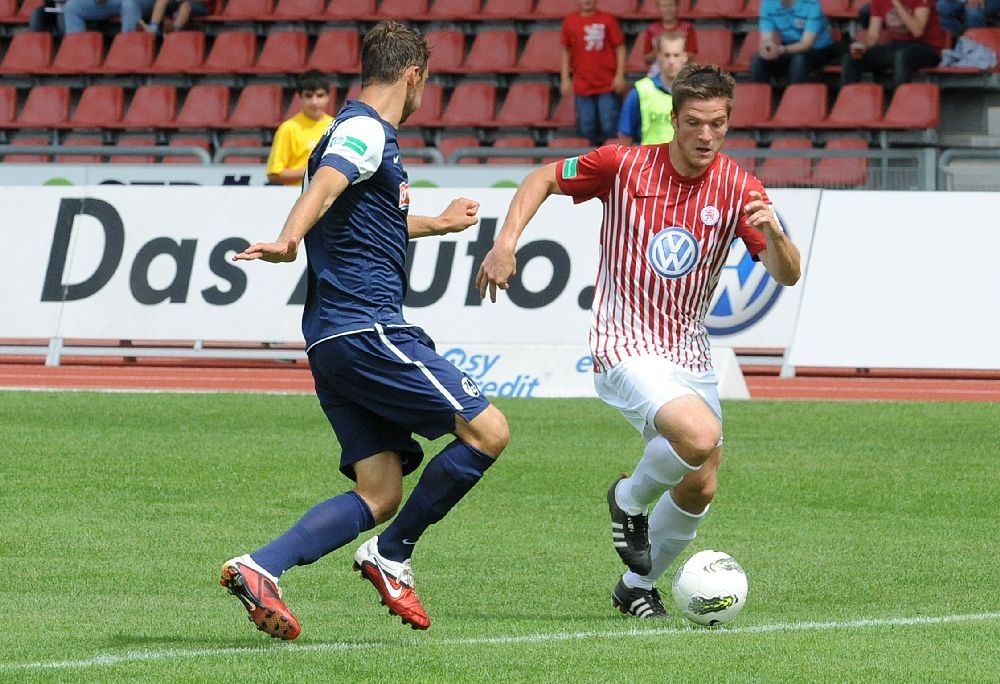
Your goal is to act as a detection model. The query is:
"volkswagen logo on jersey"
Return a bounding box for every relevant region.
[705,215,791,336]
[647,227,700,278]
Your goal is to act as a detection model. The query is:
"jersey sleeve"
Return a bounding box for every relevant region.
[735,176,771,259]
[316,115,386,185]
[555,145,620,204]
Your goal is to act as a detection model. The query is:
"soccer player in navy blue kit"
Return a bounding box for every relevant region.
[220,20,510,638]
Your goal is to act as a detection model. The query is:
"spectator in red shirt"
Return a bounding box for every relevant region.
[561,0,628,146]
[840,0,946,89]
[640,0,699,73]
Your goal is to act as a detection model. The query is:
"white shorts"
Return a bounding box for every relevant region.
[593,355,723,443]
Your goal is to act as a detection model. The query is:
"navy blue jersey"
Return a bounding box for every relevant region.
[300,100,412,351]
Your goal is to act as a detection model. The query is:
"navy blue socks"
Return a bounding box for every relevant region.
[252,490,375,577]
[378,440,495,562]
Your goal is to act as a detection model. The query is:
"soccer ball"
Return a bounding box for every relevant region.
[671,549,748,626]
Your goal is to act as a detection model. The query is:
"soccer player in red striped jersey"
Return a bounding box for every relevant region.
[477,63,801,618]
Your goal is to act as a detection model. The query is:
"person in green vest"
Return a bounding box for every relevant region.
[617,32,689,145]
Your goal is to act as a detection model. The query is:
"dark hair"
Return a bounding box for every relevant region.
[294,69,329,94]
[669,62,736,116]
[361,20,430,87]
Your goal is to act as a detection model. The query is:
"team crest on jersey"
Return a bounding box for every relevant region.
[700,205,721,226]
[399,181,410,210]
[647,227,700,278]
[461,377,481,397]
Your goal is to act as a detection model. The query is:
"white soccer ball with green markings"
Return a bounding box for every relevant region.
[672,550,748,626]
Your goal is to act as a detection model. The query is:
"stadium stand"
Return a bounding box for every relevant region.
[459,28,519,74]
[374,0,428,19]
[321,0,375,19]
[112,84,178,130]
[439,82,498,127]
[190,30,257,74]
[729,82,773,129]
[0,85,17,128]
[167,84,231,129]
[229,83,285,130]
[495,80,553,127]
[758,83,829,130]
[424,28,466,74]
[308,29,361,74]
[515,29,563,74]
[272,0,326,21]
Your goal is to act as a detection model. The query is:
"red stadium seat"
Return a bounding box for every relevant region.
[459,29,518,73]
[168,84,231,129]
[533,0,579,18]
[308,29,361,74]
[495,81,552,127]
[163,134,213,164]
[70,85,125,128]
[687,0,745,18]
[100,31,156,74]
[219,134,269,164]
[47,32,105,74]
[0,85,17,127]
[427,0,483,20]
[479,0,533,18]
[321,0,374,18]
[401,82,445,128]
[3,133,50,163]
[758,137,814,187]
[190,30,257,74]
[514,29,563,74]
[435,134,483,164]
[626,35,649,75]
[726,31,759,73]
[758,83,828,129]
[693,28,733,68]
[254,30,309,74]
[375,0,428,18]
[425,29,466,74]
[208,0,274,20]
[487,135,537,165]
[721,135,758,172]
[875,83,940,129]
[108,134,159,163]
[229,84,284,129]
[112,84,178,129]
[16,84,70,128]
[816,83,883,128]
[729,82,773,129]
[57,133,106,164]
[439,82,497,127]
[811,137,870,187]
[0,31,53,74]
[146,31,206,73]
[272,0,326,20]
[549,94,576,128]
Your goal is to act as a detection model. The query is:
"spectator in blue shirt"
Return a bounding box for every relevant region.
[617,32,689,145]
[750,0,840,84]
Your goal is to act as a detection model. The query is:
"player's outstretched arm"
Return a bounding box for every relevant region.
[233,166,349,264]
[476,163,562,302]
[743,190,802,286]
[407,197,480,238]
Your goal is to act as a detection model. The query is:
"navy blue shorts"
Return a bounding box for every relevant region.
[308,324,490,480]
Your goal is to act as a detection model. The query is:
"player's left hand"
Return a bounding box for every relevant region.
[232,239,299,263]
[476,247,516,303]
[743,191,780,236]
[438,197,480,234]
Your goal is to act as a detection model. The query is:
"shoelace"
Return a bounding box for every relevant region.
[397,560,416,589]
[625,512,649,545]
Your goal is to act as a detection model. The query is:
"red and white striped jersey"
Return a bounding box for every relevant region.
[556,144,769,373]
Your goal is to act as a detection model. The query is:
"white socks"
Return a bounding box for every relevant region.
[624,492,708,588]
[617,435,700,512]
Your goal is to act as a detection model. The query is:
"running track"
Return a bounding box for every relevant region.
[1,358,999,401]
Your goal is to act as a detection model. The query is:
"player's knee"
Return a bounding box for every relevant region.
[461,404,510,457]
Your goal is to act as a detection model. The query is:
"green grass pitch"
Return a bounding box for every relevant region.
[1,391,998,682]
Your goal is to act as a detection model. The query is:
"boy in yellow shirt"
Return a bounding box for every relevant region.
[267,70,335,186]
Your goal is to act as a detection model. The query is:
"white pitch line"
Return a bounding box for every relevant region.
[4,612,999,672]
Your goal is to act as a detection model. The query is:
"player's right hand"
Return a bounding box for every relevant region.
[475,248,516,303]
